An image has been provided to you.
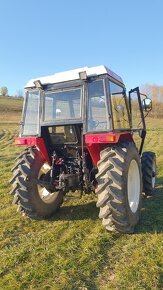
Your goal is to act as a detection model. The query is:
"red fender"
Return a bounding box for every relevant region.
[15,137,51,164]
[85,132,133,166]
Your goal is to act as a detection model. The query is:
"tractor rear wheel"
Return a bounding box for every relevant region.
[10,147,64,219]
[141,151,156,196]
[96,142,142,233]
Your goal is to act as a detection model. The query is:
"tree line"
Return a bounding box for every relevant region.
[141,84,163,119]
[0,87,23,98]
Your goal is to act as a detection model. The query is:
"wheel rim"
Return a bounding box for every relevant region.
[38,162,55,200]
[127,160,140,213]
[152,159,156,189]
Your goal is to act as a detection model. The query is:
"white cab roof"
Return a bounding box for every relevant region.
[25,65,124,88]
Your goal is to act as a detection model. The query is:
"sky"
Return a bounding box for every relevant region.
[0,0,163,96]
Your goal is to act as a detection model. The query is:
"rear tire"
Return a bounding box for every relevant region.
[10,147,64,219]
[141,152,156,196]
[96,142,142,233]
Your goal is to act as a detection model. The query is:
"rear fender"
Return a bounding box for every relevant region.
[15,137,51,164]
[85,132,133,166]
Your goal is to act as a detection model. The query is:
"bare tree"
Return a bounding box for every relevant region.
[140,84,163,119]
[15,89,23,98]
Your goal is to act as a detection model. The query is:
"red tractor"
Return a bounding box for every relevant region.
[10,66,156,233]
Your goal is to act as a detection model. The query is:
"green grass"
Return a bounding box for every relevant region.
[0,97,163,290]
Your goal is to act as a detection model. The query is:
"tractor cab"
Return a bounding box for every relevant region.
[21,66,129,139]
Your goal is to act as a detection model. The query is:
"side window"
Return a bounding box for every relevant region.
[22,90,39,136]
[109,81,130,129]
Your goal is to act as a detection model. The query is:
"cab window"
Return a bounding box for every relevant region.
[87,80,109,131]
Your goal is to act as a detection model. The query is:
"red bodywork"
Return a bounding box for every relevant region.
[15,137,51,164]
[85,132,133,165]
[15,132,133,167]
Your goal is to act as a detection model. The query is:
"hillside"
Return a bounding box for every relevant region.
[0,97,163,290]
[0,96,23,126]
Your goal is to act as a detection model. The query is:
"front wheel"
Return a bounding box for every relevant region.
[96,142,142,233]
[141,152,156,196]
[10,147,64,219]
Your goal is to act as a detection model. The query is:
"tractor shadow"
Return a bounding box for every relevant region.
[136,176,163,234]
[49,177,163,234]
[50,200,99,222]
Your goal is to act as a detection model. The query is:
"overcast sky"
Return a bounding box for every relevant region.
[0,0,163,96]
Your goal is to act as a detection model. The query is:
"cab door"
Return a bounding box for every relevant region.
[129,87,146,154]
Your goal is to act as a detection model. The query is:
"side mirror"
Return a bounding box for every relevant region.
[142,98,152,112]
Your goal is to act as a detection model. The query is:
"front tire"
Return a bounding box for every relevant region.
[10,147,64,219]
[141,152,156,196]
[96,142,142,233]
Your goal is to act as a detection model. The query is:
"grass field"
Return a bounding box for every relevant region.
[0,96,163,290]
